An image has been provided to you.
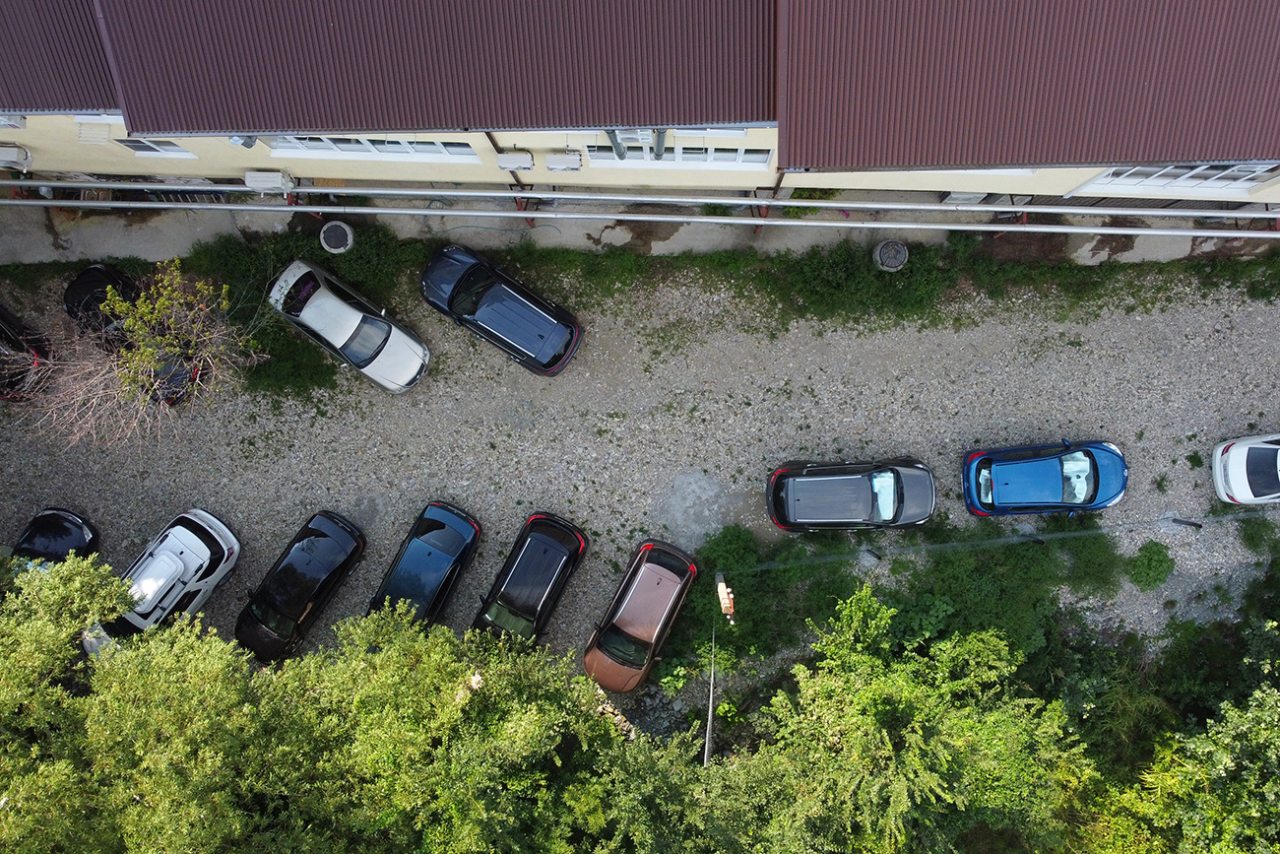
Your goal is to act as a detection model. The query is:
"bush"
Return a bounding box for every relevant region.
[1126,541,1174,591]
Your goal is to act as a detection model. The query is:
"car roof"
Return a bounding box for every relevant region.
[262,517,355,618]
[991,457,1064,505]
[497,531,570,616]
[786,473,872,523]
[296,288,362,347]
[612,561,684,644]
[474,283,568,362]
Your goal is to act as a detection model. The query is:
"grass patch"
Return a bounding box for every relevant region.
[1185,451,1205,469]
[1238,515,1278,556]
[1126,541,1174,591]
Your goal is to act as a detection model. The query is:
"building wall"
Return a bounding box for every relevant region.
[4,115,1279,203]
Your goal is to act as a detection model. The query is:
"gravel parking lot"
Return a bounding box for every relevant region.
[2,272,1276,691]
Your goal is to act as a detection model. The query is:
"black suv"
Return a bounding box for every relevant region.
[235,511,365,662]
[473,513,588,640]
[767,458,936,532]
[421,245,582,376]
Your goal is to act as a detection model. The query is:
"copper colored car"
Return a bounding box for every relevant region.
[583,540,697,693]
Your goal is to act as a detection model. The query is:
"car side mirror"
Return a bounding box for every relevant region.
[380,307,387,316]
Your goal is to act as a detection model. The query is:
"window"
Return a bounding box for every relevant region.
[115,138,196,158]
[1081,162,1280,193]
[585,145,772,169]
[267,135,480,162]
[0,115,26,130]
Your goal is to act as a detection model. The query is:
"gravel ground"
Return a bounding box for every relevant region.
[1,273,1277,717]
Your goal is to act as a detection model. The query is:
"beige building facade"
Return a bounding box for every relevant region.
[5,115,1279,205]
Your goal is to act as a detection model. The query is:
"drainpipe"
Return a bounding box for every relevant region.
[605,130,627,161]
[652,129,668,162]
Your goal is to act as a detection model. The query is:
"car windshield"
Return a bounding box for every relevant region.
[976,461,994,508]
[482,601,535,639]
[249,598,297,639]
[1061,450,1098,504]
[339,315,392,368]
[101,614,143,638]
[869,470,898,522]
[449,267,498,317]
[1246,447,1280,496]
[282,272,321,317]
[598,625,650,668]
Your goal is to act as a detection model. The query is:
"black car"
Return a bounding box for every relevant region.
[473,513,588,640]
[0,301,51,401]
[367,501,480,623]
[421,244,582,375]
[63,265,199,404]
[12,507,100,565]
[767,458,936,532]
[235,511,365,662]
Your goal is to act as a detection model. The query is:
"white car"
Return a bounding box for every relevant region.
[269,260,429,393]
[1213,434,1280,504]
[82,509,239,655]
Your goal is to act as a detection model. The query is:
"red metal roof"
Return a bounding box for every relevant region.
[94,0,775,135]
[0,0,118,112]
[778,0,1280,170]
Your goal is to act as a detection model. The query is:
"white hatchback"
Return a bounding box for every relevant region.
[1213,434,1280,504]
[82,509,240,655]
[269,260,430,393]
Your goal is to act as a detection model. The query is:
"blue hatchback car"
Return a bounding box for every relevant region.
[368,502,481,623]
[962,440,1128,516]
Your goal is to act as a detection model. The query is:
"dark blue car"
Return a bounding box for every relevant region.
[367,502,481,623]
[421,245,582,375]
[962,440,1128,517]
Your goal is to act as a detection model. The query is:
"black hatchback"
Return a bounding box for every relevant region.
[12,507,100,565]
[421,244,582,375]
[367,501,481,623]
[235,511,365,662]
[473,513,588,640]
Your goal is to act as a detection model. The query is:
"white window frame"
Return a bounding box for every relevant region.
[1076,162,1280,197]
[114,138,196,159]
[266,135,481,163]
[585,144,772,169]
[669,127,749,139]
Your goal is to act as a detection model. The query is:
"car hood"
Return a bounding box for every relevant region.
[235,607,289,662]
[421,250,476,308]
[895,466,936,523]
[583,646,645,693]
[364,326,429,392]
[1092,446,1129,505]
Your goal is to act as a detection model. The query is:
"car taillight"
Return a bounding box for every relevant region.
[1221,442,1235,457]
[639,543,653,553]
[467,518,481,535]
[687,562,698,577]
[1226,493,1239,504]
[965,451,985,463]
[575,531,587,551]
[970,506,991,517]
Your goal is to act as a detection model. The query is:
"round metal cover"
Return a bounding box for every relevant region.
[320,221,355,254]
[873,240,909,272]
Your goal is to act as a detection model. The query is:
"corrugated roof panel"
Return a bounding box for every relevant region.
[0,0,118,112]
[95,0,775,135]
[779,0,1280,170]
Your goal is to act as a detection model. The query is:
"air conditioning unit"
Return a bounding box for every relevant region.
[0,144,31,170]
[496,151,534,171]
[545,151,582,172]
[243,170,294,192]
[615,129,653,144]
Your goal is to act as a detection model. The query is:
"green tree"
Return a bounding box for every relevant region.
[710,587,1095,852]
[0,555,131,852]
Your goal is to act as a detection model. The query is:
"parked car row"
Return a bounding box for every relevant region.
[6,501,696,694]
[269,245,582,393]
[0,242,582,405]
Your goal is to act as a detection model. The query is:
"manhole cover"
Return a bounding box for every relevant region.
[320,220,355,254]
[873,239,909,272]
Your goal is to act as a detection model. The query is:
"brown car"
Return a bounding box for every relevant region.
[583,540,697,693]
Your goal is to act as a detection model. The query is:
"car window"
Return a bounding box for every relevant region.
[249,598,297,639]
[869,470,898,523]
[282,273,321,317]
[1246,447,1280,496]
[482,601,535,638]
[449,267,498,317]
[976,460,994,508]
[598,625,650,668]
[339,315,392,368]
[1061,451,1098,504]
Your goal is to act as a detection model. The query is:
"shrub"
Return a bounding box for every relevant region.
[1126,541,1174,591]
